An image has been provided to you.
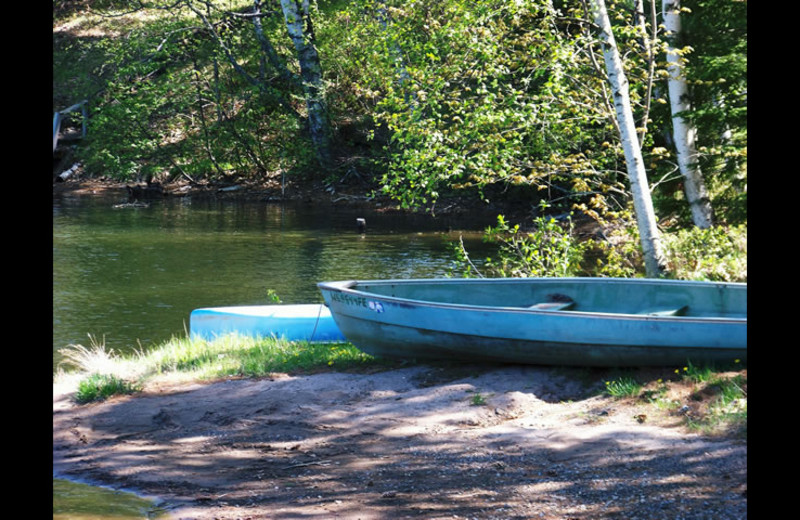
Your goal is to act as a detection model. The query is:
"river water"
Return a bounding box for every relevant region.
[53,190,494,369]
[53,189,497,517]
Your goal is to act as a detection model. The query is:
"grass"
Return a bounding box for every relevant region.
[56,337,746,438]
[139,333,384,378]
[75,373,141,404]
[55,333,394,403]
[683,363,747,436]
[604,376,642,398]
[601,359,747,438]
[468,391,488,406]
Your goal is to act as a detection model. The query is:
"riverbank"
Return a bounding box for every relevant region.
[52,170,565,227]
[54,361,747,520]
[53,174,746,519]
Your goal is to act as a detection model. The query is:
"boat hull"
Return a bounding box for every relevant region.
[190,304,345,342]
[317,278,746,367]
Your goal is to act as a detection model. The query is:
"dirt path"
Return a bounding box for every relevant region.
[53,364,746,519]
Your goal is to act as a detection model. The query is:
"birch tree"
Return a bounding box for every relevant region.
[185,0,331,168]
[663,0,713,228]
[589,0,666,277]
[280,0,331,167]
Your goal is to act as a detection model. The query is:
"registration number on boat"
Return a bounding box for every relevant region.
[331,293,385,313]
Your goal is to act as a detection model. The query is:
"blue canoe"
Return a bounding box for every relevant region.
[189,304,345,342]
[317,277,747,367]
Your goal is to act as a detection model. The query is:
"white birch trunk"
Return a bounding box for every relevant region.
[663,0,713,228]
[590,0,665,277]
[280,0,331,166]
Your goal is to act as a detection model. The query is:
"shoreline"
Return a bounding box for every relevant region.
[54,363,746,520]
[52,174,562,227]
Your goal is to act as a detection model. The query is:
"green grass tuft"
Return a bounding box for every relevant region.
[469,392,488,406]
[55,333,394,404]
[75,373,141,403]
[138,334,381,379]
[604,376,642,398]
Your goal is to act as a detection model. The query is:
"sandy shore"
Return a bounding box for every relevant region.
[53,363,747,519]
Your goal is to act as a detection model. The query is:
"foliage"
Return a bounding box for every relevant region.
[356,0,634,212]
[55,0,746,229]
[681,0,748,223]
[649,0,747,226]
[484,213,587,278]
[661,224,746,281]
[452,204,588,278]
[68,1,318,183]
[455,205,746,281]
[581,214,746,281]
[584,211,644,278]
[266,289,283,304]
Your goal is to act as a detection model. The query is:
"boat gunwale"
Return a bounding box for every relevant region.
[318,278,747,324]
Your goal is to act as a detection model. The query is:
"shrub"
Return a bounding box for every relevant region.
[453,203,587,278]
[661,224,747,282]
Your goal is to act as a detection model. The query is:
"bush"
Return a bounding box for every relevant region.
[453,204,587,278]
[585,215,643,278]
[661,225,747,282]
[584,218,746,282]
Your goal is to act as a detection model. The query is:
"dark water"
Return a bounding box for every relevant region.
[53,191,493,370]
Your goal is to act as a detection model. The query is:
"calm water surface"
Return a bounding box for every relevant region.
[53,191,492,369]
[53,190,495,516]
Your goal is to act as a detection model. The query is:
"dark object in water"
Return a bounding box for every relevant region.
[126,179,164,199]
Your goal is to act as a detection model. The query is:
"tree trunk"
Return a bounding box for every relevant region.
[632,0,657,148]
[252,0,300,88]
[279,0,331,167]
[663,0,713,228]
[590,0,666,278]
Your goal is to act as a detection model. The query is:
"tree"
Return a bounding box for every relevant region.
[188,0,332,168]
[663,0,713,228]
[589,0,665,277]
[678,0,747,224]
[361,0,597,210]
[82,0,334,176]
[279,0,332,167]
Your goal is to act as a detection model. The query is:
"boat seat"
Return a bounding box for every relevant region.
[637,305,689,317]
[528,301,575,311]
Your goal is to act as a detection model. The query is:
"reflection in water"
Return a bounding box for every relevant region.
[53,193,492,368]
